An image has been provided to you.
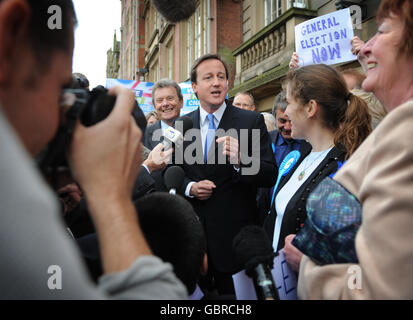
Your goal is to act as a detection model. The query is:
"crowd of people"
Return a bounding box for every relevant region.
[1,0,413,300]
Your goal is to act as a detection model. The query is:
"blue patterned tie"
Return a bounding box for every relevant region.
[204,114,216,163]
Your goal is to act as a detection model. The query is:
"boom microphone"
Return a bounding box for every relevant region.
[151,0,197,23]
[233,226,279,300]
[164,166,185,195]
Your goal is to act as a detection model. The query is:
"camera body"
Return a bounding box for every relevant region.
[38,86,146,180]
[62,86,117,128]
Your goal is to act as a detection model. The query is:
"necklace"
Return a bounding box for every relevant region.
[298,145,333,181]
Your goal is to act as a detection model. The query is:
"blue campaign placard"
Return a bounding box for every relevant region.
[105,79,228,116]
[179,81,200,115]
[106,78,154,113]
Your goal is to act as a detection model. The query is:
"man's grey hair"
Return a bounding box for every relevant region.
[261,112,276,131]
[272,91,288,117]
[152,78,183,105]
[234,91,255,105]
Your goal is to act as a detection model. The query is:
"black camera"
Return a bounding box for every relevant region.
[37,86,146,182]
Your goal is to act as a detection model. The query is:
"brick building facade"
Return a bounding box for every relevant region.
[117,0,243,87]
[114,0,381,112]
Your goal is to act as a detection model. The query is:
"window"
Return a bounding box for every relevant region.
[187,18,193,76]
[264,0,283,26]
[287,0,307,10]
[145,5,158,47]
[149,59,159,83]
[145,11,149,46]
[181,1,209,79]
[187,2,207,72]
[167,39,174,79]
[153,8,157,32]
[195,7,202,59]
[203,0,208,54]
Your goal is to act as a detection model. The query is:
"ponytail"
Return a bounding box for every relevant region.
[334,93,372,159]
[286,64,372,159]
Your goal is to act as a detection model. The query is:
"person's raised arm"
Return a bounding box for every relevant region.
[351,36,368,74]
[68,86,151,274]
[289,52,300,69]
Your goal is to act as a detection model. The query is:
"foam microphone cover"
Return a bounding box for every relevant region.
[164,165,185,191]
[151,0,197,23]
[233,225,275,277]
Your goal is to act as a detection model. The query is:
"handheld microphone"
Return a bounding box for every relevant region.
[233,226,279,300]
[164,166,185,195]
[162,116,193,150]
[162,126,183,150]
[151,0,197,23]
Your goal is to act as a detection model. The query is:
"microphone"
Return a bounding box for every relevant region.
[164,166,185,195]
[151,0,197,23]
[162,116,193,150]
[233,226,279,300]
[162,126,183,150]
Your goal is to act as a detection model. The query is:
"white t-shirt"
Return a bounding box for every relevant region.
[272,147,333,250]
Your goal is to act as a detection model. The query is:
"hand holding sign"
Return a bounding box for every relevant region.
[295,8,356,67]
[351,36,368,74]
[289,52,300,70]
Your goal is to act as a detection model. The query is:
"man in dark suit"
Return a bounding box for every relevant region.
[144,79,183,150]
[177,54,276,295]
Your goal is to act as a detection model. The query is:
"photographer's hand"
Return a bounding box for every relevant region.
[68,86,152,273]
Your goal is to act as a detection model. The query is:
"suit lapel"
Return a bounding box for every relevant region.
[219,104,239,130]
[183,109,203,162]
[153,121,162,149]
[191,108,201,130]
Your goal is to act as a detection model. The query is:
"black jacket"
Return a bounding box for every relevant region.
[143,121,162,150]
[256,130,311,225]
[263,145,346,251]
[178,103,276,273]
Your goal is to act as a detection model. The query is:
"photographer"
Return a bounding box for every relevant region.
[0,0,186,299]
